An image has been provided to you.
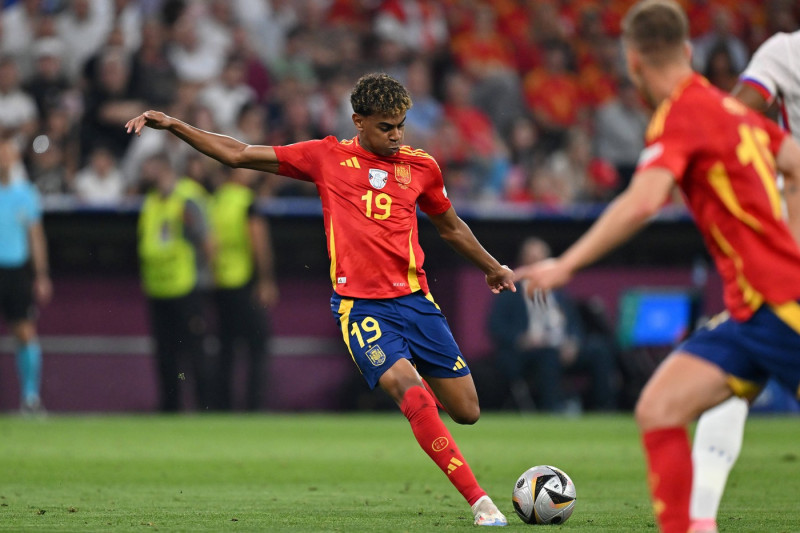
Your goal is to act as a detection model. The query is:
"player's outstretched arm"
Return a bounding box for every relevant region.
[125,110,280,174]
[428,207,515,294]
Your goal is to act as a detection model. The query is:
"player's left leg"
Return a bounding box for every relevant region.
[635,352,732,533]
[11,319,43,413]
[689,396,749,533]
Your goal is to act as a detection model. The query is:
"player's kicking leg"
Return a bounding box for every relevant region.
[380,360,507,526]
[689,396,748,533]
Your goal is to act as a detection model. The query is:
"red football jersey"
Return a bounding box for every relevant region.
[274,136,452,299]
[637,73,800,320]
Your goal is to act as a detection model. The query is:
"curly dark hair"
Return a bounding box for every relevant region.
[350,73,413,116]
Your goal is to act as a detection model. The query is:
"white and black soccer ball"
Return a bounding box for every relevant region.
[512,465,576,525]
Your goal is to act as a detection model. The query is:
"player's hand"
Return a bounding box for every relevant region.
[486,264,516,294]
[514,258,572,298]
[125,110,172,136]
[254,279,279,308]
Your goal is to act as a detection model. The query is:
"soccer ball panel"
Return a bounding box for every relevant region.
[512,465,576,525]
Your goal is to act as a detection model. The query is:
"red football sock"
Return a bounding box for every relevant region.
[400,386,486,506]
[642,427,692,533]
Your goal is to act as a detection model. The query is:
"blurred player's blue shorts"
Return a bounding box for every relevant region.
[331,291,469,389]
[678,301,800,399]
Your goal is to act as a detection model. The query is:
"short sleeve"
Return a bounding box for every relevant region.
[273,138,332,182]
[417,160,452,216]
[739,33,790,105]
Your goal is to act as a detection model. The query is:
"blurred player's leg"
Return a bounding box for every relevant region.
[15,338,42,411]
[636,353,731,533]
[689,396,748,533]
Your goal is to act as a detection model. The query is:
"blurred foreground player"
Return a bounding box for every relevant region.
[690,28,800,533]
[0,136,51,414]
[515,2,800,532]
[127,73,516,526]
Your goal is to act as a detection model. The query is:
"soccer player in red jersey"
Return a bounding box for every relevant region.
[515,1,800,532]
[126,73,515,526]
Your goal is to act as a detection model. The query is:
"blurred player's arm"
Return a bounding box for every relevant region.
[125,111,279,174]
[518,168,674,292]
[428,207,515,293]
[776,137,800,243]
[28,221,52,305]
[249,211,279,307]
[731,82,770,114]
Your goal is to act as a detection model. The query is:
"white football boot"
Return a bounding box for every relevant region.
[472,495,508,526]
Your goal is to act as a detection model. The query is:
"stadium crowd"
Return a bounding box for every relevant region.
[1,0,797,206]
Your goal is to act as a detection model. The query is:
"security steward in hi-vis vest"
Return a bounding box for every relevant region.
[137,154,213,412]
[209,167,277,411]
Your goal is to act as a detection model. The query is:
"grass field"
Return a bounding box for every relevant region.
[0,413,797,532]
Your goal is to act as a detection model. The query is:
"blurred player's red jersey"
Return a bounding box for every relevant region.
[638,74,800,320]
[274,136,451,299]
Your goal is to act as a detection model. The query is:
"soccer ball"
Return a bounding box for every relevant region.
[512,465,576,525]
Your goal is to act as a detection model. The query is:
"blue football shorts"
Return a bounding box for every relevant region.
[677,301,800,400]
[330,291,470,389]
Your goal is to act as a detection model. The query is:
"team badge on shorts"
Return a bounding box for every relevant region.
[394,164,412,189]
[365,345,387,366]
[368,169,388,189]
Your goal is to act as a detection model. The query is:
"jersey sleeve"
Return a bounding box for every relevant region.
[636,101,694,182]
[273,138,332,183]
[739,33,790,105]
[416,159,452,216]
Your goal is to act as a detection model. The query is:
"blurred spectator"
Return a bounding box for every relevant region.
[441,71,509,198]
[112,0,143,53]
[80,48,145,164]
[450,4,523,135]
[26,106,79,195]
[402,57,443,145]
[24,38,74,122]
[502,114,546,202]
[230,102,269,146]
[373,0,449,56]
[578,36,624,109]
[703,42,740,92]
[593,78,649,188]
[128,17,178,108]
[0,56,38,146]
[238,0,298,67]
[1,0,44,77]
[209,166,277,410]
[228,24,272,104]
[522,40,586,151]
[692,5,749,74]
[196,0,235,57]
[547,128,619,204]
[487,237,618,412]
[56,0,114,81]
[198,55,256,135]
[167,9,226,85]
[73,146,126,204]
[137,152,213,412]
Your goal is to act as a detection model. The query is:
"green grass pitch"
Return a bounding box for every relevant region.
[0,413,797,532]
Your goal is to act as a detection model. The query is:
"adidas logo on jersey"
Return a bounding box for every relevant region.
[452,356,466,371]
[340,157,360,168]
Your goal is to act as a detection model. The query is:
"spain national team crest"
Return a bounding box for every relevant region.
[365,345,387,366]
[394,164,412,189]
[368,168,388,189]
